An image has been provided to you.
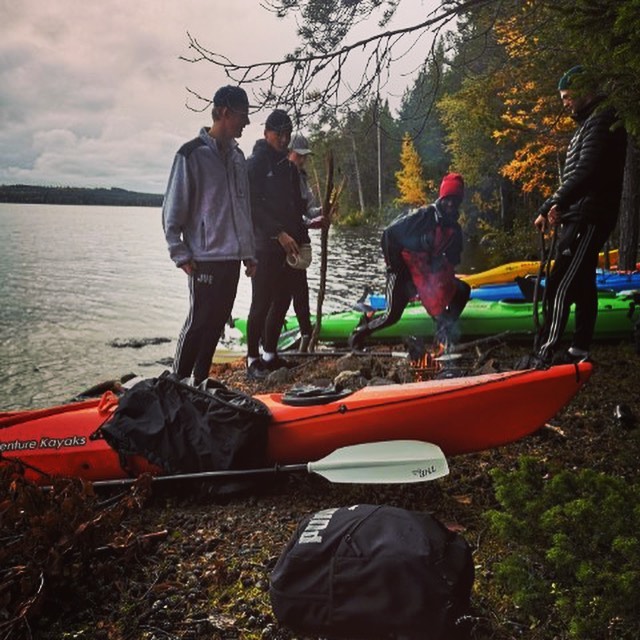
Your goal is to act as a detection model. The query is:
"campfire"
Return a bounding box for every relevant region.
[409,340,447,380]
[406,333,509,381]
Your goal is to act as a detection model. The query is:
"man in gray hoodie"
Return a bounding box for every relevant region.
[162,85,257,385]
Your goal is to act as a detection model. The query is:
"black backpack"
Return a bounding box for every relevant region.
[269,504,474,640]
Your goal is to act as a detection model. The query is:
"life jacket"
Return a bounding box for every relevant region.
[401,222,458,317]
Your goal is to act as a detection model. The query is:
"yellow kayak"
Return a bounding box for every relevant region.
[461,249,619,287]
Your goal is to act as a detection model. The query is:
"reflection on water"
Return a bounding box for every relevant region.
[0,205,393,409]
[0,204,491,410]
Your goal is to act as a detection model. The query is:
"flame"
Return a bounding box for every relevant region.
[434,340,447,357]
[410,347,443,381]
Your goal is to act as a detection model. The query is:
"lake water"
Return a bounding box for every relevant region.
[0,203,393,410]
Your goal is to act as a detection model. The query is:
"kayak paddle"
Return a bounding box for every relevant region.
[90,440,449,488]
[306,440,449,484]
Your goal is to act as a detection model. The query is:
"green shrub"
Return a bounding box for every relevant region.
[336,208,369,227]
[477,217,539,265]
[487,457,640,639]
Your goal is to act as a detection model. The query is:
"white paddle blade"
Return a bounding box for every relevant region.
[307,440,449,484]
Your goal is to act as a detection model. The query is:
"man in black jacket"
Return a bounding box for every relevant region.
[348,173,470,350]
[533,66,627,365]
[245,109,309,379]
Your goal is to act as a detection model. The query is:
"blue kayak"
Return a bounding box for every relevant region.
[368,270,640,307]
[470,270,640,301]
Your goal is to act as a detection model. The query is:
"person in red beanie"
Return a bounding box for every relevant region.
[348,172,470,350]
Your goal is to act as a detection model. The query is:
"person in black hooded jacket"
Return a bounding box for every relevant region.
[348,173,470,350]
[245,109,309,380]
[533,66,627,365]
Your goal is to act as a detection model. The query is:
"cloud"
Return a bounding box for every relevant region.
[1,0,438,193]
[0,0,294,191]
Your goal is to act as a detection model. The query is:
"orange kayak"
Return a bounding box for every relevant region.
[0,363,592,485]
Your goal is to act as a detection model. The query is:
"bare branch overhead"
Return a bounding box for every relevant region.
[180,0,496,124]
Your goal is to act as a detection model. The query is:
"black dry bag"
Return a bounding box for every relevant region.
[269,504,474,640]
[97,372,271,474]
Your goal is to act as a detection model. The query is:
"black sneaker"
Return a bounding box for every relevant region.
[348,328,366,350]
[247,358,270,380]
[514,353,550,370]
[551,350,590,366]
[264,354,292,371]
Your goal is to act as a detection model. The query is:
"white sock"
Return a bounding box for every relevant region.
[568,347,589,357]
[247,356,260,367]
[262,352,275,362]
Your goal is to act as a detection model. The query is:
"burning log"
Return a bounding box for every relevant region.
[406,331,510,381]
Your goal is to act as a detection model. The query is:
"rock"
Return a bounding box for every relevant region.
[333,370,368,390]
[336,354,365,372]
[109,337,172,349]
[267,367,293,384]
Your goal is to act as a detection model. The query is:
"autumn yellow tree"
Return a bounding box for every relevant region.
[492,15,575,198]
[395,133,428,207]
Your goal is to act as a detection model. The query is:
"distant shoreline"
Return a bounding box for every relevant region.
[0,184,163,207]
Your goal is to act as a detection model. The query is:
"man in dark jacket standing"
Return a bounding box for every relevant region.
[533,66,627,365]
[245,109,308,379]
[348,173,470,350]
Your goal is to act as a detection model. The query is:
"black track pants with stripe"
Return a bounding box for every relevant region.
[538,222,610,361]
[353,267,416,341]
[173,260,241,384]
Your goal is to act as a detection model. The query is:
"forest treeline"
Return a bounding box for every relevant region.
[293,1,639,270]
[0,185,163,207]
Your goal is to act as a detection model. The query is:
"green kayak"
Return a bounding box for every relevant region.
[232,290,639,345]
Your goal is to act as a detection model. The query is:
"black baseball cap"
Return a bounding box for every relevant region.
[213,85,249,110]
[265,109,293,133]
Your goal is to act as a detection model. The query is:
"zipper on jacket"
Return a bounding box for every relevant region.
[225,151,241,250]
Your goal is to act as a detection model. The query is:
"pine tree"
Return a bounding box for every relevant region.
[395,133,428,207]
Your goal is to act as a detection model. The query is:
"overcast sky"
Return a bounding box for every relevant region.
[1,1,438,193]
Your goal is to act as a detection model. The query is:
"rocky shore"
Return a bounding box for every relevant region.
[3,341,639,640]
